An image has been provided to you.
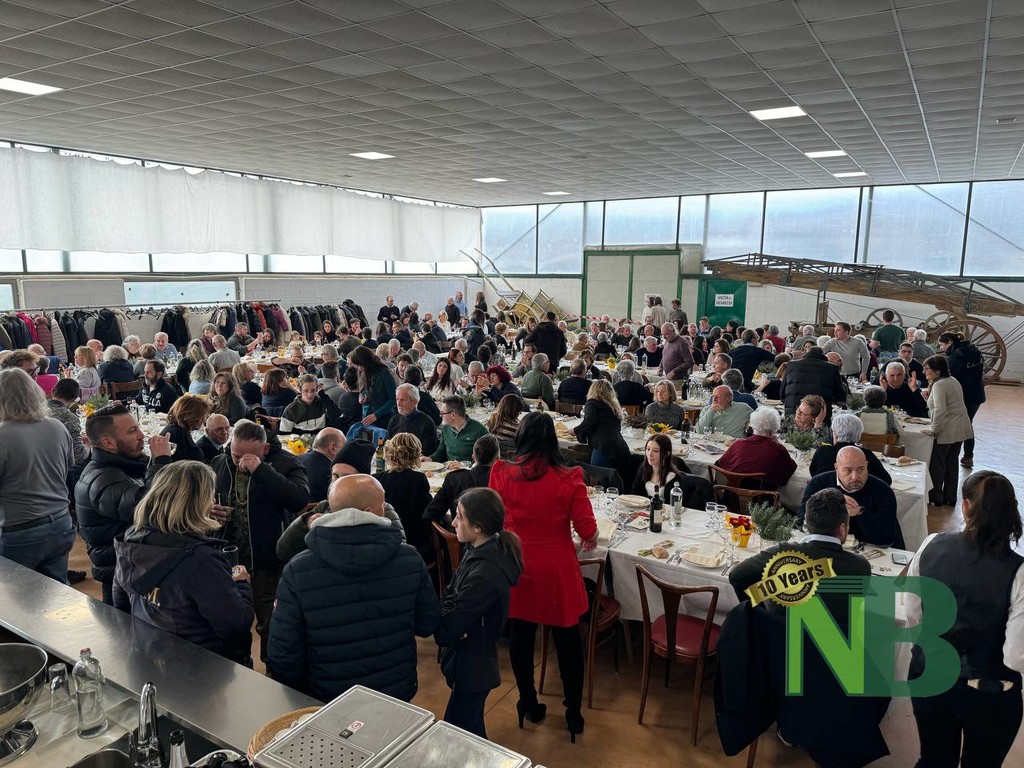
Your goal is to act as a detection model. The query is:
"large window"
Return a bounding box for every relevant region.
[964,180,1024,276]
[678,195,706,246]
[0,249,22,272]
[864,184,967,274]
[0,283,13,310]
[25,250,67,271]
[584,202,604,247]
[124,281,235,305]
[151,252,246,273]
[705,192,764,260]
[436,256,476,275]
[482,206,537,274]
[266,254,324,273]
[764,188,860,262]
[604,197,678,245]
[538,203,584,274]
[391,261,436,274]
[325,255,386,274]
[69,251,150,272]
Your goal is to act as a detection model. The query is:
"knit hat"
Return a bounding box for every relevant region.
[332,440,374,475]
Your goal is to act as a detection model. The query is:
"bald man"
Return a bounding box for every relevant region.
[298,427,345,503]
[799,445,903,548]
[694,385,753,438]
[197,414,230,463]
[268,474,439,703]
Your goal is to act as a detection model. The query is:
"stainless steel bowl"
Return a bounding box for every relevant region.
[0,644,48,738]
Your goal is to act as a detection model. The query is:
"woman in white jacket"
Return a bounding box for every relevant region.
[922,354,973,506]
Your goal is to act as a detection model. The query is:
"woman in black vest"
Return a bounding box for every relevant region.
[907,470,1023,766]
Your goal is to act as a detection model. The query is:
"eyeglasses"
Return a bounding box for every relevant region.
[439,410,452,416]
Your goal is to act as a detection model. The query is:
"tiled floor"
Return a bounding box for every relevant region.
[67,385,1024,767]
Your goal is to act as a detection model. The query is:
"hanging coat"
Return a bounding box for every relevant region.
[113,309,130,340]
[94,309,124,348]
[17,313,39,344]
[33,315,53,355]
[49,317,67,361]
[0,319,12,350]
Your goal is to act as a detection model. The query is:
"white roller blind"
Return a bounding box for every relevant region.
[0,148,479,262]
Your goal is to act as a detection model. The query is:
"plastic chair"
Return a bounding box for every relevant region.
[635,564,720,745]
[538,557,622,709]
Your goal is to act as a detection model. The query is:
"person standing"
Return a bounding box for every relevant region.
[869,310,904,363]
[489,413,598,742]
[76,404,173,602]
[211,419,309,662]
[938,332,986,468]
[347,345,397,430]
[0,369,77,583]
[436,488,521,737]
[922,354,973,507]
[906,470,1023,767]
[823,322,870,381]
[160,395,211,464]
[658,322,694,382]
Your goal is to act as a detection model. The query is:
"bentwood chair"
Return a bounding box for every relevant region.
[712,486,781,517]
[431,521,462,597]
[708,464,765,490]
[538,557,622,709]
[636,565,721,746]
[555,400,584,416]
[108,380,142,402]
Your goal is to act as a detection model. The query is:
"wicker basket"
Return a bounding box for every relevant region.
[246,706,321,761]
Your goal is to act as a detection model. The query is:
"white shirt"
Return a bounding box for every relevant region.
[903,532,1024,674]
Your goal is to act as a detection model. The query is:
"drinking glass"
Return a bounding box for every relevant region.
[702,426,712,438]
[592,486,605,516]
[222,546,239,567]
[705,502,718,529]
[48,663,73,713]
[606,488,619,520]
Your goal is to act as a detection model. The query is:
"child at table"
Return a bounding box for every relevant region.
[630,434,689,499]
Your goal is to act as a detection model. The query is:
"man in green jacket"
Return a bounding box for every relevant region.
[431,395,489,466]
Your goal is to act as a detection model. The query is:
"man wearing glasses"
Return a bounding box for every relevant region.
[431,396,488,469]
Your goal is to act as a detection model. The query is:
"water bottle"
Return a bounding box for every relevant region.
[168,730,190,768]
[670,485,684,527]
[641,354,647,369]
[73,648,108,738]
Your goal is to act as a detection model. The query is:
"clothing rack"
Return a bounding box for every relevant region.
[6,299,282,314]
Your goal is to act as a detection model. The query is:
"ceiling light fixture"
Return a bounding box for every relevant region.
[833,171,867,178]
[473,177,506,183]
[349,151,394,160]
[0,77,61,96]
[995,117,1016,124]
[805,150,847,159]
[749,105,806,121]
[542,191,569,196]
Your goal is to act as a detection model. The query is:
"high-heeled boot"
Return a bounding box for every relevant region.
[565,708,585,743]
[516,699,547,729]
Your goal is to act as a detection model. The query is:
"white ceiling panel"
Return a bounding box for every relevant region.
[0,0,1018,205]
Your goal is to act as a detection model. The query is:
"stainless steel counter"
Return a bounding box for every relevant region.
[0,558,319,752]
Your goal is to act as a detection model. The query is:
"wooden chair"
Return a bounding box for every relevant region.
[882,443,906,459]
[636,564,721,745]
[712,486,781,516]
[108,380,142,401]
[708,464,765,490]
[860,432,898,454]
[431,521,462,597]
[555,400,584,416]
[538,557,622,709]
[622,404,642,416]
[254,414,281,436]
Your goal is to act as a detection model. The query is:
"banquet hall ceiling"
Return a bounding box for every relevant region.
[0,0,1020,205]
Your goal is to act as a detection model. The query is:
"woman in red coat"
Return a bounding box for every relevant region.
[489,412,598,742]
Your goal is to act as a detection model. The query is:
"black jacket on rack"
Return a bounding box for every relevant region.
[159,309,190,348]
[93,309,123,348]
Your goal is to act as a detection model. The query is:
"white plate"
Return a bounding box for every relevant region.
[617,494,650,509]
[419,461,446,472]
[842,536,859,550]
[679,544,726,568]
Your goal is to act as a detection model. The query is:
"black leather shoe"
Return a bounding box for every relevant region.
[67,570,87,584]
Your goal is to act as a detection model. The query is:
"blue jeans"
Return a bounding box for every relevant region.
[0,511,76,584]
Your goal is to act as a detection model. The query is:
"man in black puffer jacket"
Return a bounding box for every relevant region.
[75,404,173,605]
[211,420,309,663]
[268,474,439,703]
[525,311,567,368]
[779,346,846,418]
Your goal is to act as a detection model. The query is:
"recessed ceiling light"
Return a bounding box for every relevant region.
[473,177,506,183]
[349,151,394,160]
[833,171,868,178]
[995,117,1016,124]
[0,77,61,96]
[749,105,806,121]
[805,150,847,159]
[543,191,569,196]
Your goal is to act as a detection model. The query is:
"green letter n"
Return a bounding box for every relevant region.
[786,595,865,696]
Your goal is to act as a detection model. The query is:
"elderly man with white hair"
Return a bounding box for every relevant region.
[809,412,892,484]
[911,328,935,360]
[459,360,485,391]
[792,324,818,355]
[695,385,752,438]
[714,406,796,490]
[521,352,555,410]
[153,332,173,362]
[387,383,438,455]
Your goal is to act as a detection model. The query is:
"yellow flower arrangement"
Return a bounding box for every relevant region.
[648,422,671,434]
[284,437,308,455]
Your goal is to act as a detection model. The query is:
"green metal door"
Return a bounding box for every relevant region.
[696,278,746,327]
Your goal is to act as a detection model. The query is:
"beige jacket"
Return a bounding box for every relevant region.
[927,376,973,444]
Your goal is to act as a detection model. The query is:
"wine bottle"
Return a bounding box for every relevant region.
[649,485,663,533]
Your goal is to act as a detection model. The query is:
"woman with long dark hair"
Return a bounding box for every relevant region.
[348,345,397,427]
[488,413,598,742]
[426,358,457,400]
[210,372,247,424]
[907,470,1023,766]
[320,320,337,344]
[485,393,524,440]
[630,433,686,498]
[435,487,522,737]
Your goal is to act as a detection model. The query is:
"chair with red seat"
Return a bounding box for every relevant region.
[635,564,721,745]
[538,556,622,708]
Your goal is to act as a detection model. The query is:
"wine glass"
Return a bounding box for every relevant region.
[705,501,718,530]
[592,486,606,516]
[606,487,620,524]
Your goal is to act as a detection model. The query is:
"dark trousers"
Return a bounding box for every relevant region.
[444,690,490,738]
[962,402,981,458]
[252,567,283,663]
[102,579,114,606]
[913,678,1022,767]
[928,442,962,505]
[508,618,584,712]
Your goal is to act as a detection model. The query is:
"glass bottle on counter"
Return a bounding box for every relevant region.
[649,485,663,533]
[73,648,108,738]
[670,485,684,528]
[168,730,190,768]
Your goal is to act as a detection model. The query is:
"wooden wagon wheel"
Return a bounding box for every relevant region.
[919,311,956,334]
[931,317,1006,382]
[857,307,904,333]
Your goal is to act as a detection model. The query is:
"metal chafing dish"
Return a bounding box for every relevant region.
[253,686,433,768]
[382,721,531,768]
[0,644,48,766]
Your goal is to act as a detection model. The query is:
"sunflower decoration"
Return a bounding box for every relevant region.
[284,434,313,455]
[648,422,671,434]
[81,393,111,419]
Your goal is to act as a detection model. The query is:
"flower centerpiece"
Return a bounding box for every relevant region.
[80,393,111,419]
[725,513,755,548]
[754,360,777,382]
[748,501,797,544]
[648,422,672,434]
[283,434,313,455]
